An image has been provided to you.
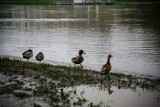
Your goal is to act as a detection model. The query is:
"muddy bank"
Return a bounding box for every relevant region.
[0,57,160,107]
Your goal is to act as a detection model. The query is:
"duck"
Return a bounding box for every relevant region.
[71,50,85,68]
[22,49,33,61]
[101,54,113,75]
[35,52,44,62]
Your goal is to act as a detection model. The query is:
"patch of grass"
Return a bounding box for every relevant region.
[0,83,22,95]
[0,57,51,75]
[0,86,14,95]
[0,57,160,107]
[34,103,42,107]
[13,92,31,99]
[23,87,33,91]
[73,97,87,106]
[0,57,160,91]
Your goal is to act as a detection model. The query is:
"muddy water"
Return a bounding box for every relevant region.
[0,4,160,78]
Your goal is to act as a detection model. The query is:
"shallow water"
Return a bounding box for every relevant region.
[0,95,50,107]
[0,4,160,78]
[0,73,50,107]
[65,85,160,107]
[1,73,159,107]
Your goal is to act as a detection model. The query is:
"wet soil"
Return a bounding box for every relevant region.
[0,57,160,107]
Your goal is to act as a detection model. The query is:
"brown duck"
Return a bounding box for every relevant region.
[101,54,113,75]
[35,52,44,62]
[71,50,85,68]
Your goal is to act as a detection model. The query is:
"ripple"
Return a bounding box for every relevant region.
[0,18,86,22]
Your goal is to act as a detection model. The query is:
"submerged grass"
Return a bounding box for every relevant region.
[13,91,31,99]
[0,83,22,95]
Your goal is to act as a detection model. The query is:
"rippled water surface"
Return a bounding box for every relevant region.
[0,4,160,78]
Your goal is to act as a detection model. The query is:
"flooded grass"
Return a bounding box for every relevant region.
[0,57,160,107]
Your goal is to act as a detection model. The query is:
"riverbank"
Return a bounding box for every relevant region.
[0,0,160,5]
[0,57,160,106]
[0,0,56,5]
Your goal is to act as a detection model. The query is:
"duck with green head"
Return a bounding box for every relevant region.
[71,50,86,68]
[22,49,33,61]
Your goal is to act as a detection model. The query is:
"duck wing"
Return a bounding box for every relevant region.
[71,56,83,64]
[22,51,33,59]
[22,51,32,55]
[101,64,111,74]
[36,53,44,60]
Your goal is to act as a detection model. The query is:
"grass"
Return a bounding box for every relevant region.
[0,57,160,89]
[0,57,160,106]
[0,83,23,95]
[13,92,31,99]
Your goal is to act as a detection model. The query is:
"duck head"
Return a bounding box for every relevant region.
[79,50,85,55]
[108,54,113,59]
[38,52,43,54]
[28,49,33,53]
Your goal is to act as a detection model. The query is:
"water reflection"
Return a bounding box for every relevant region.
[65,84,160,107]
[0,4,160,78]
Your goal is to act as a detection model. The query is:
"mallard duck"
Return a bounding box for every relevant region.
[101,54,113,75]
[35,52,44,62]
[71,50,85,68]
[22,49,33,61]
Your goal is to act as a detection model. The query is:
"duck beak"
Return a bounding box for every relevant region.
[83,52,86,54]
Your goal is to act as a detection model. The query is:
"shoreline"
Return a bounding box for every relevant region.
[0,57,159,89]
[0,57,160,106]
[0,54,159,79]
[0,2,160,5]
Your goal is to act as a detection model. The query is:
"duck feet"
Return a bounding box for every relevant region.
[80,64,84,69]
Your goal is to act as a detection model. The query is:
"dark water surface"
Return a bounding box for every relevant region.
[0,4,160,78]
